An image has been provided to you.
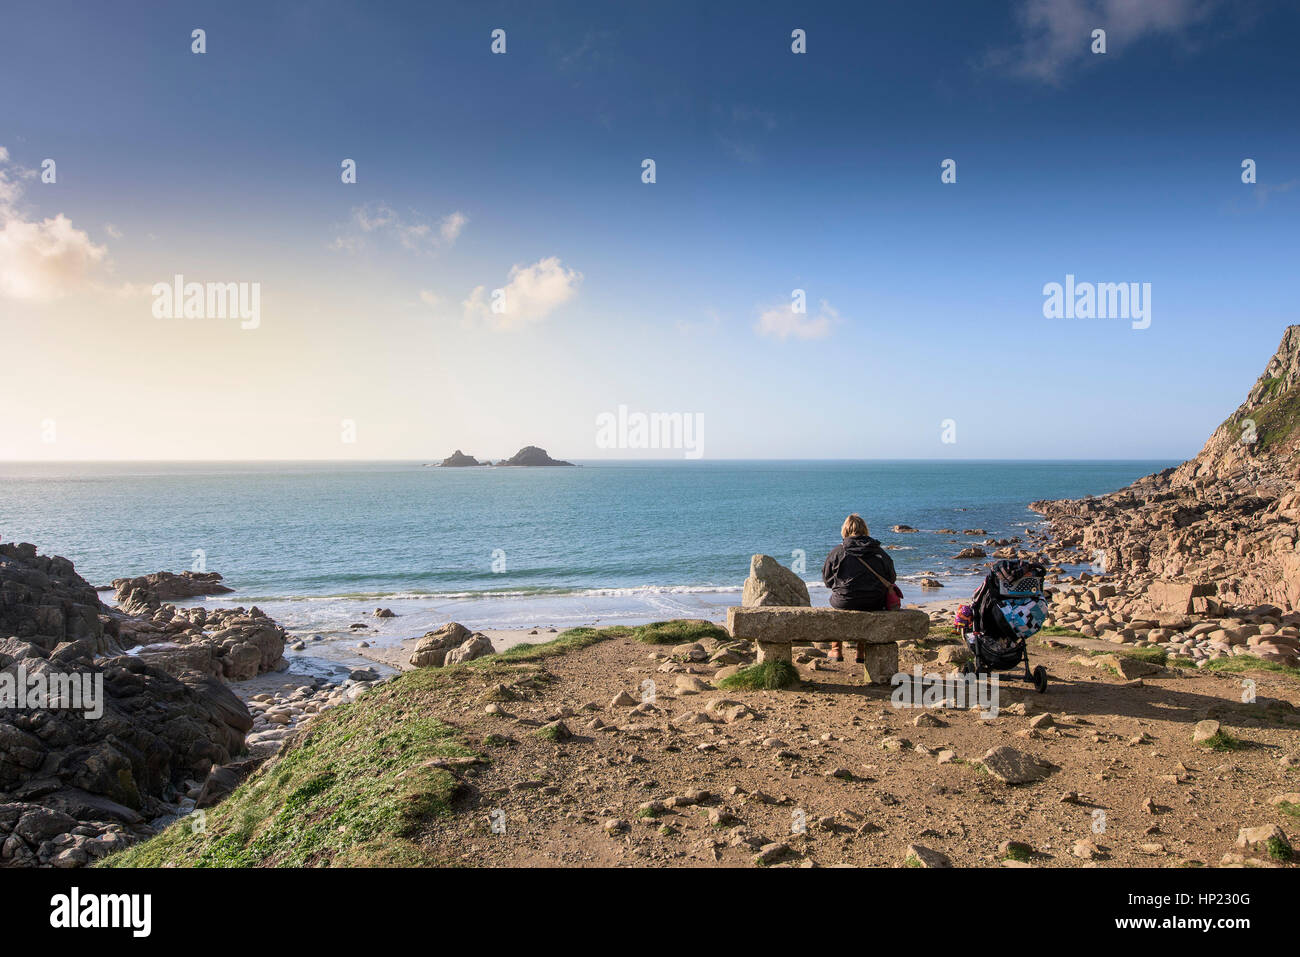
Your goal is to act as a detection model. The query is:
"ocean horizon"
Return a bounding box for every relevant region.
[1,460,1174,656]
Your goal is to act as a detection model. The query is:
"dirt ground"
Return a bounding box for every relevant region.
[410,633,1300,867]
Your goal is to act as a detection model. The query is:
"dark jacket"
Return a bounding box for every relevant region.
[822,536,896,610]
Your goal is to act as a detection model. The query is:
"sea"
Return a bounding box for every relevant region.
[0,460,1172,676]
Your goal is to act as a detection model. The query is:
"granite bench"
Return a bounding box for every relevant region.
[725,606,930,685]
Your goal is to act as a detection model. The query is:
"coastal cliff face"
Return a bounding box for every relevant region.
[1033,325,1300,611]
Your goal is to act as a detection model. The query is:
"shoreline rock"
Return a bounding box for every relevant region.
[111,571,233,616]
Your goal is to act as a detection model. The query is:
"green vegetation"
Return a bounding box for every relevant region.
[1201,654,1300,680]
[1089,646,1169,666]
[1039,625,1090,639]
[475,620,729,665]
[1001,844,1033,863]
[105,622,633,868]
[1196,729,1247,752]
[904,853,922,868]
[1266,835,1293,862]
[629,619,730,645]
[103,666,476,867]
[533,723,566,742]
[480,625,631,664]
[1235,379,1300,452]
[717,659,800,690]
[1276,801,1300,821]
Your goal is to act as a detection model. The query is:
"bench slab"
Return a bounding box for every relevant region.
[726,607,929,644]
[726,607,930,685]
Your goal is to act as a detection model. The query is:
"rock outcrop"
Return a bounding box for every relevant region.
[1033,325,1300,612]
[111,570,233,616]
[118,605,288,681]
[409,622,495,668]
[741,554,810,607]
[438,450,486,467]
[0,644,252,867]
[498,446,574,467]
[0,542,116,655]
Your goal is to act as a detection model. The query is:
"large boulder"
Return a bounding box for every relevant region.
[741,554,810,608]
[445,633,495,666]
[409,623,494,667]
[1146,581,1216,615]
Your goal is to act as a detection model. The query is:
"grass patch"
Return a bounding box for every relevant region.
[1276,801,1300,820]
[1039,625,1090,638]
[1202,654,1300,680]
[470,620,731,663]
[717,659,800,691]
[1233,380,1300,452]
[533,723,567,742]
[1087,646,1168,665]
[474,625,632,664]
[904,854,922,868]
[1001,844,1033,863]
[1266,835,1293,862]
[102,667,476,868]
[1197,730,1247,752]
[629,619,730,645]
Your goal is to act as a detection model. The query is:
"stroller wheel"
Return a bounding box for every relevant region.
[1032,665,1048,694]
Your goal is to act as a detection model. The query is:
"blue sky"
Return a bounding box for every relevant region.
[1,0,1297,460]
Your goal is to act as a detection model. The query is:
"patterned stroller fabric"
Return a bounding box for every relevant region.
[970,560,1047,638]
[994,597,1047,640]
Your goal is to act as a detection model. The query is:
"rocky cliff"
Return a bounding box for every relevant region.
[1032,325,1300,611]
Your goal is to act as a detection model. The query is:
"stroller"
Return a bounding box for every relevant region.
[956,559,1050,693]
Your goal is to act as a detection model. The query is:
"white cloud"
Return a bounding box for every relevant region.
[439,211,468,243]
[418,289,442,310]
[0,214,109,301]
[0,147,109,301]
[755,298,841,341]
[104,223,123,239]
[333,202,467,254]
[463,256,583,328]
[992,0,1217,83]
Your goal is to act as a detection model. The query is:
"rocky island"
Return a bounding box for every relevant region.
[497,445,574,467]
[436,449,486,467]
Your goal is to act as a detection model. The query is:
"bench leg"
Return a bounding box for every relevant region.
[862,642,898,685]
[756,641,791,665]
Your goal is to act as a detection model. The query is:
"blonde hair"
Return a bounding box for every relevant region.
[841,513,868,538]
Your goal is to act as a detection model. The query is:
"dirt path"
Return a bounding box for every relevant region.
[412,633,1300,867]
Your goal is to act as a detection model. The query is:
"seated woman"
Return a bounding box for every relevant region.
[821,513,898,662]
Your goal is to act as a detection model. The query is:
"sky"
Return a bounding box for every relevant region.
[0,0,1297,461]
